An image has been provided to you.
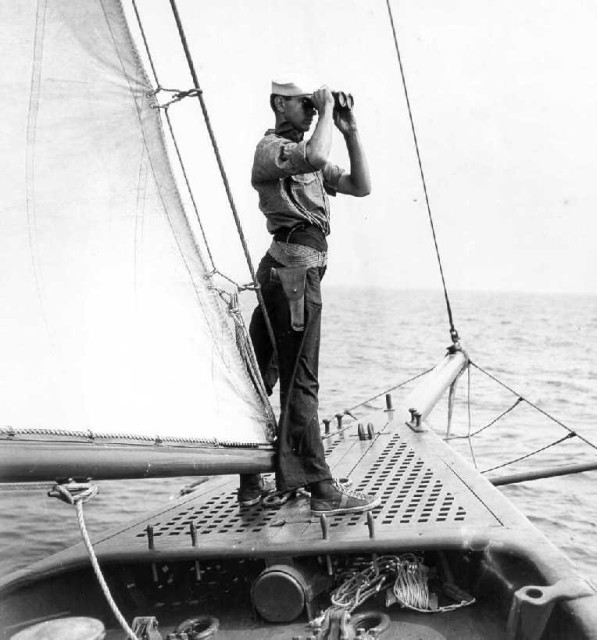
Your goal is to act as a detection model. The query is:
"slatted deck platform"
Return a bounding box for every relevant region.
[80,409,520,565]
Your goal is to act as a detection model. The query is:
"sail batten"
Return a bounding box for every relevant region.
[0,0,273,453]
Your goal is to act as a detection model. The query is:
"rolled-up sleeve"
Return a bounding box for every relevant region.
[322,162,345,197]
[252,135,315,183]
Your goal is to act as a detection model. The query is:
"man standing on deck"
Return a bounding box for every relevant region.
[238,77,380,516]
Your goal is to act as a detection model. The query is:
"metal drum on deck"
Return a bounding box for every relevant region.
[11,617,105,640]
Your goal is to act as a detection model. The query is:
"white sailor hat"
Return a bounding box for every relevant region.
[271,75,314,97]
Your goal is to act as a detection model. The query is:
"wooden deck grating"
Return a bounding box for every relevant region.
[128,424,502,552]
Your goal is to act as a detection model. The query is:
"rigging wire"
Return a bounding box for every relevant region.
[129,0,275,413]
[444,360,596,476]
[166,0,278,359]
[465,365,478,468]
[130,0,230,276]
[482,433,576,474]
[448,396,524,441]
[343,367,434,414]
[385,0,459,346]
[471,361,597,452]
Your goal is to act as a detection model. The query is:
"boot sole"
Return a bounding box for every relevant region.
[238,496,262,507]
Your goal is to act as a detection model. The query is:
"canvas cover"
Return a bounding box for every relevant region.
[0,0,273,445]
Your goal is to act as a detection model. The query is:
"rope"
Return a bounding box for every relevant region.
[444,360,595,474]
[482,432,577,474]
[329,554,474,614]
[471,361,597,452]
[162,109,217,271]
[449,397,524,441]
[131,0,217,273]
[465,365,478,468]
[166,0,278,360]
[131,0,159,85]
[225,291,275,419]
[343,367,434,414]
[130,0,278,409]
[331,555,395,611]
[385,0,459,345]
[48,482,137,640]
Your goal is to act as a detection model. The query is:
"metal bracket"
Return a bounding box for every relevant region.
[506,577,596,640]
[405,408,424,432]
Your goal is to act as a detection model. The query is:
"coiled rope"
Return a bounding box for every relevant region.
[329,554,475,614]
[48,482,137,640]
[385,0,459,346]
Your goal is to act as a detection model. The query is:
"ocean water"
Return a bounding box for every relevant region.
[1,288,596,583]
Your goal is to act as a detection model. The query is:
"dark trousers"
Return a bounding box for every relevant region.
[249,252,332,491]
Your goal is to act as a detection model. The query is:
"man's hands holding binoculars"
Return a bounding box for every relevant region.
[310,86,357,135]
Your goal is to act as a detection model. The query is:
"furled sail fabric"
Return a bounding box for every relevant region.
[0,0,273,446]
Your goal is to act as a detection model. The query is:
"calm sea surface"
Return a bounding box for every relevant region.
[1,289,596,582]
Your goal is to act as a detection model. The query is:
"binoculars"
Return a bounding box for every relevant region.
[333,91,354,112]
[302,91,354,112]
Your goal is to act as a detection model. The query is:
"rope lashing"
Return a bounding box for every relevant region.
[152,87,203,109]
[385,0,459,346]
[48,481,137,640]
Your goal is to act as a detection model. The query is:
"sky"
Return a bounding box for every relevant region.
[128,0,597,295]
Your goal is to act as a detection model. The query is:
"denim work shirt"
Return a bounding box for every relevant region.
[251,129,344,236]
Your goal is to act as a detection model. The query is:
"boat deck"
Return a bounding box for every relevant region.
[3,406,597,640]
[2,404,544,577]
[121,414,507,562]
[25,407,518,571]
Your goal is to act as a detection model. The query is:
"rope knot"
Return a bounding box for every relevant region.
[48,480,98,505]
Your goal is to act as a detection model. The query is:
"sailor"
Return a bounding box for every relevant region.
[238,76,380,516]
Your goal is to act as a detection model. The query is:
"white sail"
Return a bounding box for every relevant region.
[0,0,273,446]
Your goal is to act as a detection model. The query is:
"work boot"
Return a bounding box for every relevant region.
[310,479,380,516]
[237,474,273,507]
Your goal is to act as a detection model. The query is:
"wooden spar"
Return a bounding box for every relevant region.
[0,350,468,483]
[489,460,597,486]
[0,440,274,483]
[401,349,468,427]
